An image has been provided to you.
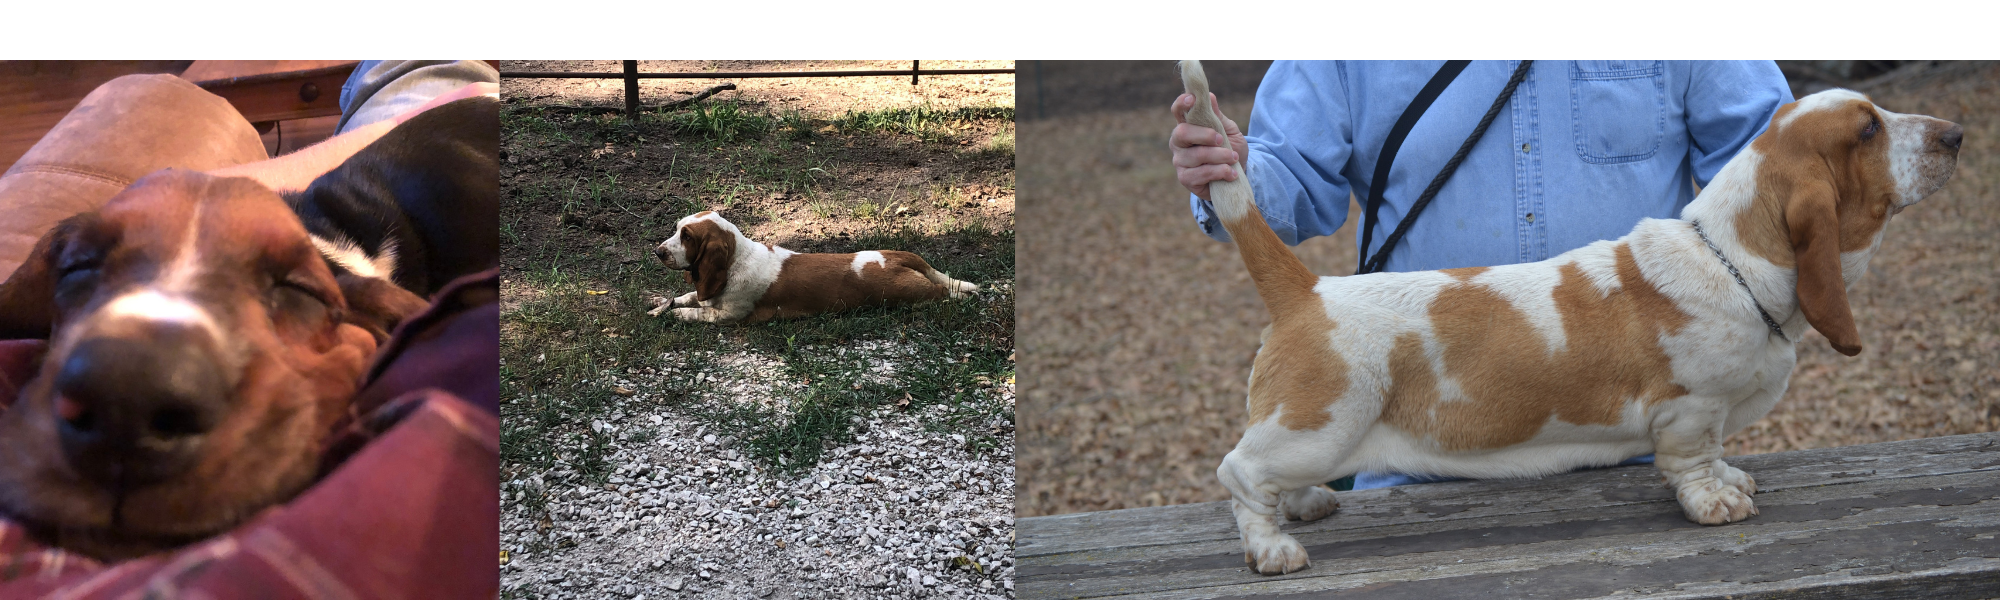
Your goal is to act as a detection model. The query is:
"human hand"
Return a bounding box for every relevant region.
[1170,92,1249,201]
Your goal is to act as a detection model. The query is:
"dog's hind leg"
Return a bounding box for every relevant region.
[1218,450,1312,575]
[922,268,978,298]
[1280,484,1341,522]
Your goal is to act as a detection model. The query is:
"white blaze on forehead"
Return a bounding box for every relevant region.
[101,289,222,333]
[158,193,208,293]
[676,211,739,234]
[1775,89,1870,131]
[851,251,886,275]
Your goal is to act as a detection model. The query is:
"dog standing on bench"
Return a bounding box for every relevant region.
[1179,60,1962,575]
[648,211,977,324]
[0,96,497,558]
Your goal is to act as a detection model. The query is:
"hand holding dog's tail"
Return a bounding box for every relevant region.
[1179,60,1320,318]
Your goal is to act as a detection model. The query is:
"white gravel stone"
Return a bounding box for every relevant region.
[501,338,1015,599]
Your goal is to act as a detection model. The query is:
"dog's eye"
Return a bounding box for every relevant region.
[52,255,102,299]
[269,275,332,325]
[53,266,98,299]
[1861,118,1880,141]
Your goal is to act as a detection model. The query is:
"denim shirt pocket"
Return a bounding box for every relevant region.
[1569,60,1666,164]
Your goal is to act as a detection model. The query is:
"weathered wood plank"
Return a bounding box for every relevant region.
[1017,432,2000,599]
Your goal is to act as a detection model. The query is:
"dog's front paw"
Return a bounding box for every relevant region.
[1244,534,1311,575]
[1280,485,1340,522]
[1677,479,1758,525]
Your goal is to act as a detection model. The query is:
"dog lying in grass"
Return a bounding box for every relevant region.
[649,211,977,323]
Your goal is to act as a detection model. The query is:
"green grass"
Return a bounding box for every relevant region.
[661,101,772,144]
[833,104,1015,144]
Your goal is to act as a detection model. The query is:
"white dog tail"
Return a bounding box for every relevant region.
[924,268,979,298]
[1180,60,1319,319]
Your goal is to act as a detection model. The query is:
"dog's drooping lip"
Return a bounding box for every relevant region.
[0,170,380,559]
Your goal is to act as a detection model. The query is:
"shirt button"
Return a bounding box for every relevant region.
[1521,143,1531,153]
[1526,213,1536,223]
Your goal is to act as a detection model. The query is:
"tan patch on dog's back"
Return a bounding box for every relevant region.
[1382,244,1691,450]
[747,251,948,323]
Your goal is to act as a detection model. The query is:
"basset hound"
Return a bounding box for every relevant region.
[0,96,497,558]
[1178,61,1962,575]
[648,211,977,323]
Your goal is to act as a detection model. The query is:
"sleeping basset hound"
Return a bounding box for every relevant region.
[0,96,497,558]
[648,211,977,323]
[1178,61,1962,575]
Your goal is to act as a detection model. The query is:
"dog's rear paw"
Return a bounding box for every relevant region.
[1715,460,1757,498]
[1677,481,1758,525]
[1244,535,1311,575]
[1280,485,1340,522]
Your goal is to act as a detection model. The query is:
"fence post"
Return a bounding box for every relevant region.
[911,60,920,86]
[624,60,640,118]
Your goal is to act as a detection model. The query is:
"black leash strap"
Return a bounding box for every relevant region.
[1358,60,1468,274]
[1357,60,1534,275]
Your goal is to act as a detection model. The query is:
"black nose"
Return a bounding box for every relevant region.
[1941,124,1963,151]
[54,334,228,488]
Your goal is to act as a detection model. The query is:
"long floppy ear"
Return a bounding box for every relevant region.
[335,273,433,343]
[692,228,735,302]
[0,214,93,340]
[1786,182,1861,356]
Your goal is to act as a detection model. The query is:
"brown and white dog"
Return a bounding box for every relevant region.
[0,97,497,558]
[1179,61,1962,575]
[649,211,977,323]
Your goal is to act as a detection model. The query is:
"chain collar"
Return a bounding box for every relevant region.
[1690,220,1788,341]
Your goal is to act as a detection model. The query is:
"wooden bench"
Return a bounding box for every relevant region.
[1018,432,2000,599]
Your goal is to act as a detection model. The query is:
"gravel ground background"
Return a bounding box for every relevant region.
[501,349,1017,599]
[1015,60,2000,517]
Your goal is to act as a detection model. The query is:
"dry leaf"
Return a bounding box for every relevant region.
[611,386,636,397]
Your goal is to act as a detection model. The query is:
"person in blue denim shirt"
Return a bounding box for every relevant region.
[1169,60,1794,489]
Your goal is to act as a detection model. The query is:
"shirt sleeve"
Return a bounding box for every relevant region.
[1684,61,1794,186]
[1192,61,1357,245]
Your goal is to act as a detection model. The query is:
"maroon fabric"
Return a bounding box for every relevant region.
[0,271,499,599]
[0,340,45,410]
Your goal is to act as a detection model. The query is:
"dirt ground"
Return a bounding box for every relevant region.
[500,60,1014,262]
[505,60,1014,116]
[1014,61,2000,517]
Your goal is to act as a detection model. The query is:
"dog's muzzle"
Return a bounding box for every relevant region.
[654,246,689,270]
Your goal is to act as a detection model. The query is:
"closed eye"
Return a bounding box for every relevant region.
[1861,117,1880,141]
[52,249,103,300]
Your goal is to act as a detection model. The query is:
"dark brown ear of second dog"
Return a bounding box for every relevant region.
[286,96,500,299]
